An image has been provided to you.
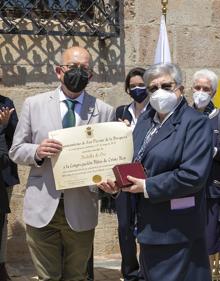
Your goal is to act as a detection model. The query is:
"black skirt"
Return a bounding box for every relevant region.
[140,237,211,281]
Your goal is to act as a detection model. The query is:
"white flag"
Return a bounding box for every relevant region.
[154,15,171,64]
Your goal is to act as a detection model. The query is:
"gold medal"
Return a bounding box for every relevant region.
[92,175,102,184]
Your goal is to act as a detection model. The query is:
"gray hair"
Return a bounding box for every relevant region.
[143,63,183,87]
[193,69,218,93]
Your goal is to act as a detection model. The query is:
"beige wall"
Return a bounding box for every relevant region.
[3,0,220,262]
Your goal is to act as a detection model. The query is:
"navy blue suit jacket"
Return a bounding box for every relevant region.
[133,98,213,245]
[206,111,220,198]
[116,105,133,123]
[0,95,19,187]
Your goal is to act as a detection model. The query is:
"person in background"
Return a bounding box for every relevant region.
[9,46,115,281]
[98,63,213,281]
[87,68,149,281]
[0,98,19,281]
[192,69,220,275]
[0,124,10,245]
[115,67,149,281]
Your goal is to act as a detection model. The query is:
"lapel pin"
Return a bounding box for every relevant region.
[88,107,94,113]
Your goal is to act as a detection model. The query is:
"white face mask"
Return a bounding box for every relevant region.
[149,88,178,114]
[193,91,211,109]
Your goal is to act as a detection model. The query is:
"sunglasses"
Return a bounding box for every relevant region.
[60,64,93,76]
[147,82,175,93]
[192,85,212,93]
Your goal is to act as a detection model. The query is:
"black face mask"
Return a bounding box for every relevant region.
[64,67,89,93]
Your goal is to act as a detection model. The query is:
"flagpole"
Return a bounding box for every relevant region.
[154,0,171,64]
[161,0,168,22]
[161,0,168,62]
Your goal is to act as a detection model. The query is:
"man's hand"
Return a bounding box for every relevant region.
[36,139,63,160]
[0,107,15,125]
[122,176,145,193]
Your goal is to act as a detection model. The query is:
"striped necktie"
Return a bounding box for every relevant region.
[62,99,77,128]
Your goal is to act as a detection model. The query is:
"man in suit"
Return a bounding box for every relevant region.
[114,67,148,281]
[0,97,19,281]
[9,46,115,281]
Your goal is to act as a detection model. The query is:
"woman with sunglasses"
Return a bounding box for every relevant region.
[98,63,213,281]
[192,69,220,275]
[115,67,149,281]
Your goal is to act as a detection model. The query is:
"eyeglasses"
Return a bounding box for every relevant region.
[147,82,176,94]
[129,83,145,89]
[192,85,212,93]
[60,64,93,75]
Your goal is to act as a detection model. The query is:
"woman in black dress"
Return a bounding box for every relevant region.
[115,67,149,281]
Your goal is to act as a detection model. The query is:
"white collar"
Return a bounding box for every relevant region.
[209,108,219,119]
[59,87,84,105]
[128,101,149,120]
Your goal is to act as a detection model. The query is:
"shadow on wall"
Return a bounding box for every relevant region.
[0,1,125,87]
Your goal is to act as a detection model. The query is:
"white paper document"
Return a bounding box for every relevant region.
[48,122,134,190]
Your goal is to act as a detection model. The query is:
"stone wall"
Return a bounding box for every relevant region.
[2,0,220,262]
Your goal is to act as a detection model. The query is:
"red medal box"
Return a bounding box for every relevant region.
[113,162,146,188]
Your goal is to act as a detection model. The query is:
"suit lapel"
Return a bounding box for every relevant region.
[78,92,97,125]
[47,88,63,130]
[47,90,98,129]
[144,120,176,155]
[134,116,152,156]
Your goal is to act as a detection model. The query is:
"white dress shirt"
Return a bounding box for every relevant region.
[128,102,148,130]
